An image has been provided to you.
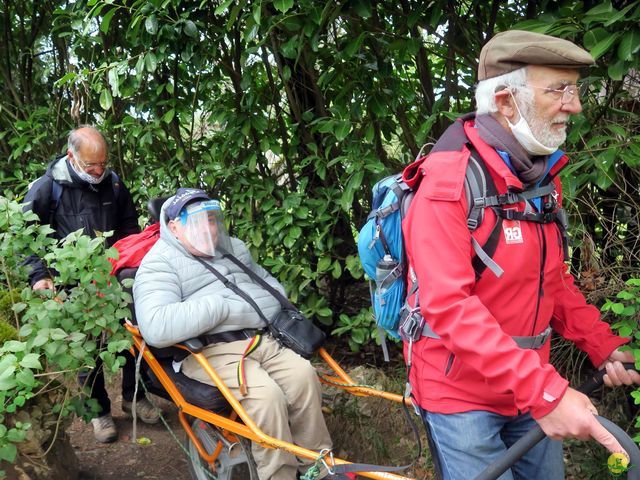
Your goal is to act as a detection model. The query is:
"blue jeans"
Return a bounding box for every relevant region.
[421,409,564,480]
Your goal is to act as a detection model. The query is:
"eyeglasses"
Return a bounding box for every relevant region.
[74,154,110,170]
[526,84,583,105]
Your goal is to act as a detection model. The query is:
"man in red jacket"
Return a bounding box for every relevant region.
[402,30,640,479]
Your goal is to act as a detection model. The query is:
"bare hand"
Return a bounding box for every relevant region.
[32,278,54,291]
[600,349,640,387]
[536,387,627,456]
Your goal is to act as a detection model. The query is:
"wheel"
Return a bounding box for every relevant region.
[186,418,259,480]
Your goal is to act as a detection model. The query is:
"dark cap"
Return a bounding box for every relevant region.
[478,30,595,80]
[165,188,211,220]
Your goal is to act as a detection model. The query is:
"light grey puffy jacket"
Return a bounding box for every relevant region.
[133,198,285,348]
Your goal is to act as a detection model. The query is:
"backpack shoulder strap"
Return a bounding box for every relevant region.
[465,145,504,279]
[50,180,63,225]
[110,171,121,202]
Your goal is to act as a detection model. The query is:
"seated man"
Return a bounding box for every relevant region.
[133,188,333,480]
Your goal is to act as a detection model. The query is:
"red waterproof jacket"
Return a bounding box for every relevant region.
[402,117,626,419]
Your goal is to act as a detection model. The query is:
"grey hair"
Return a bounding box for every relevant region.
[67,125,108,157]
[475,67,532,115]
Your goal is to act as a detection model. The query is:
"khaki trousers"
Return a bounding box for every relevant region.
[182,334,332,480]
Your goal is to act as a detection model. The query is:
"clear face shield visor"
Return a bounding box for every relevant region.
[179,200,233,257]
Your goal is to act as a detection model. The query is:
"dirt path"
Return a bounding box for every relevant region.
[66,363,433,480]
[68,383,191,480]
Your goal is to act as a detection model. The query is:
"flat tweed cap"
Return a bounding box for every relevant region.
[478,30,595,80]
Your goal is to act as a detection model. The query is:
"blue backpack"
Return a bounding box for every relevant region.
[358,146,565,359]
[357,148,511,359]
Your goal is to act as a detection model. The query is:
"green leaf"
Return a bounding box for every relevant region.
[15,369,35,388]
[145,15,158,35]
[344,32,366,58]
[2,341,25,352]
[55,72,77,87]
[584,1,613,17]
[283,235,296,248]
[618,30,640,61]
[100,7,118,34]
[589,32,622,60]
[334,121,351,141]
[252,3,261,25]
[352,0,372,18]
[145,52,158,72]
[611,302,625,314]
[317,256,332,272]
[607,60,627,81]
[214,0,234,15]
[331,260,342,279]
[99,89,112,111]
[162,109,175,123]
[184,20,198,38]
[273,0,294,13]
[19,353,42,370]
[0,443,17,463]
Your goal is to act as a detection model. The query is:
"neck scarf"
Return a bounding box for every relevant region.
[474,113,549,185]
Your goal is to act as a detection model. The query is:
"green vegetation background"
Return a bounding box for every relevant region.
[1,0,639,364]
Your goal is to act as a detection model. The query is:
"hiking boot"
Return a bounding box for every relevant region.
[121,398,160,424]
[91,414,117,443]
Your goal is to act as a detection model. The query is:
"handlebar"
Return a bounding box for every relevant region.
[474,363,640,480]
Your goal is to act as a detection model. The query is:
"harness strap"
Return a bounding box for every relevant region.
[471,237,504,278]
[511,326,553,350]
[471,215,504,279]
[475,183,556,209]
[496,208,558,224]
[199,328,265,346]
[399,307,553,349]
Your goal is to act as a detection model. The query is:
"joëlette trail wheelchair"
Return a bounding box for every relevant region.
[118,198,640,480]
[116,197,415,480]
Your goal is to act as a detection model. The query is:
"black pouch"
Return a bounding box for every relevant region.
[196,255,325,358]
[268,309,326,359]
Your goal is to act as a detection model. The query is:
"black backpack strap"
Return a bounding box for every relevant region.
[222,253,297,310]
[465,146,505,279]
[110,171,121,202]
[49,179,63,226]
[194,257,273,325]
[465,153,488,231]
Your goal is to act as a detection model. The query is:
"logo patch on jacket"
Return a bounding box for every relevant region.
[502,219,523,244]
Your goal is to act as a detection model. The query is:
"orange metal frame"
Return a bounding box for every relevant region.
[125,323,416,480]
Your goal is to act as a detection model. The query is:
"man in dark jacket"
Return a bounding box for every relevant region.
[23,126,159,443]
[402,31,640,479]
